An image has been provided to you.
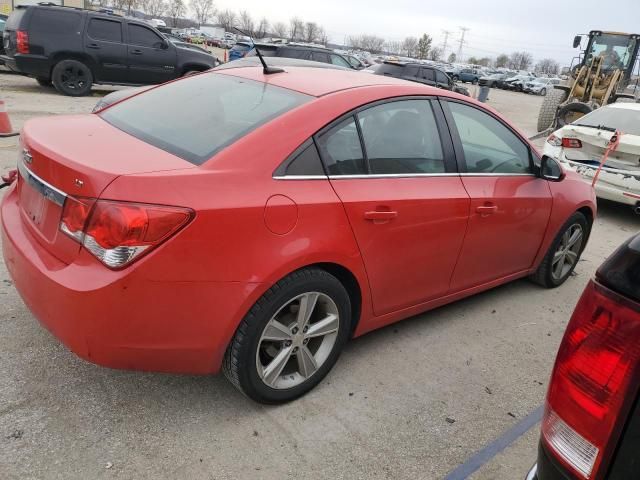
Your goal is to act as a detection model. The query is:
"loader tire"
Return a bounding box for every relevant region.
[537,88,567,132]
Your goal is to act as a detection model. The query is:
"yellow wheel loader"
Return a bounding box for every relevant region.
[537,31,640,132]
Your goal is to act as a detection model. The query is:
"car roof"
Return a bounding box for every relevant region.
[602,102,640,111]
[216,56,347,70]
[215,65,428,97]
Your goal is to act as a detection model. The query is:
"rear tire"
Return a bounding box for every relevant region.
[557,102,592,128]
[223,268,352,404]
[537,88,567,132]
[530,212,589,288]
[472,78,479,85]
[36,76,52,87]
[51,59,93,97]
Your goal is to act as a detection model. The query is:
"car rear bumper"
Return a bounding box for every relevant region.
[0,53,50,77]
[1,184,259,374]
[558,157,640,206]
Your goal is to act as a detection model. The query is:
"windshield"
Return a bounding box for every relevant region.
[100,73,311,165]
[573,106,640,136]
[586,33,637,70]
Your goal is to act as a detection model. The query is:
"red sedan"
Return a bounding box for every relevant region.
[2,66,596,403]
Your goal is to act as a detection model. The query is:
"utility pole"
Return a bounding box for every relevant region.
[442,30,451,58]
[457,27,469,62]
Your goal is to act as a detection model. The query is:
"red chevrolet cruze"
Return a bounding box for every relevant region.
[2,65,596,403]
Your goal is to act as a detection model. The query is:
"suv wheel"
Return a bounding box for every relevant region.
[36,76,53,87]
[52,60,93,97]
[472,78,479,85]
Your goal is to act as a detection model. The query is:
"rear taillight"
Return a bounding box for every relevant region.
[542,280,640,479]
[562,137,583,148]
[60,198,193,268]
[16,30,29,54]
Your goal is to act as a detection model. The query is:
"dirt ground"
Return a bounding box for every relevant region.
[0,72,638,480]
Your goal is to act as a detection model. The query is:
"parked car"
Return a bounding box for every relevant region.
[370,61,470,96]
[544,103,640,211]
[523,78,561,96]
[526,233,640,480]
[344,54,366,70]
[505,74,536,91]
[244,43,357,69]
[228,40,253,61]
[0,14,7,62]
[479,73,514,88]
[2,64,595,404]
[457,68,482,84]
[0,4,217,96]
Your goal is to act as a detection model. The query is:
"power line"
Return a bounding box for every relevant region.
[457,27,469,61]
[442,29,451,58]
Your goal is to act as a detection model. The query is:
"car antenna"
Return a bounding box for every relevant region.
[233,27,284,75]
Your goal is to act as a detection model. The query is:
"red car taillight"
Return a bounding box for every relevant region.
[16,30,30,54]
[60,197,193,268]
[542,280,640,479]
[562,137,583,148]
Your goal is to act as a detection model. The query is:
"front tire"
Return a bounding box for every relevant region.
[472,78,479,85]
[540,88,547,96]
[530,212,589,288]
[537,88,567,132]
[223,268,352,404]
[51,59,93,97]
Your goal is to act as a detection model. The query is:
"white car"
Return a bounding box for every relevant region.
[543,103,640,210]
[523,78,561,96]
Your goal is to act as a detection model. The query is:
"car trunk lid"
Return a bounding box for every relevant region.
[563,125,640,171]
[18,115,194,264]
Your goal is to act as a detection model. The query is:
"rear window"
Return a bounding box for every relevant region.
[377,64,405,76]
[575,106,640,136]
[6,9,26,29]
[30,9,81,34]
[100,73,311,165]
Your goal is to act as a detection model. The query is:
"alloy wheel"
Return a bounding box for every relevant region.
[551,224,584,281]
[256,292,340,390]
[61,66,88,91]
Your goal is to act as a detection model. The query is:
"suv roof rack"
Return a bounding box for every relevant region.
[34,2,123,15]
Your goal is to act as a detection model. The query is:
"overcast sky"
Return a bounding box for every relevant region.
[212,0,640,65]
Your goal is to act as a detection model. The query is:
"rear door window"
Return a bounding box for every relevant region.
[316,117,366,175]
[100,73,311,165]
[421,68,435,81]
[280,48,311,60]
[87,18,122,43]
[311,51,330,63]
[357,100,445,174]
[404,66,420,77]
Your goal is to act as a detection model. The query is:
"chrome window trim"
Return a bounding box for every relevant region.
[273,172,537,180]
[17,161,67,207]
[272,175,328,180]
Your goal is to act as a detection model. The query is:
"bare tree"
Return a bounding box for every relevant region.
[119,0,138,15]
[447,52,457,63]
[216,9,236,32]
[428,46,443,61]
[385,40,402,55]
[304,22,320,43]
[143,0,167,17]
[349,35,386,53]
[254,17,269,39]
[317,27,329,45]
[509,51,534,71]
[401,36,418,57]
[191,0,215,26]
[495,53,509,68]
[289,17,304,41]
[536,58,560,75]
[167,0,186,26]
[237,10,255,36]
[477,57,491,67]
[272,21,288,39]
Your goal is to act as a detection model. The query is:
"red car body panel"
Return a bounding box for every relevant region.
[1,68,597,374]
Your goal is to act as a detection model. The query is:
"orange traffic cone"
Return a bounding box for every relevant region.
[0,100,18,138]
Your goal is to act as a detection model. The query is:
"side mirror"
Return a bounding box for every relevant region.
[540,155,565,182]
[573,35,582,49]
[155,40,169,50]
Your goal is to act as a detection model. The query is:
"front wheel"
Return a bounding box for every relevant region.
[223,268,352,404]
[51,59,93,97]
[530,212,589,288]
[472,78,478,85]
[540,88,547,96]
[452,75,459,81]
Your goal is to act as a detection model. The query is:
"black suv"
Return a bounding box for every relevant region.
[246,43,357,70]
[1,4,217,96]
[370,61,470,96]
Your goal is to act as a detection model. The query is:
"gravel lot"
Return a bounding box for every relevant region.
[0,73,638,480]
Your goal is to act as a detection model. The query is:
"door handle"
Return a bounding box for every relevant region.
[131,49,143,55]
[364,210,398,223]
[476,205,498,216]
[86,43,100,49]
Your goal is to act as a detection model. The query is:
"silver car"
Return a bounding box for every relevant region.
[523,78,561,96]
